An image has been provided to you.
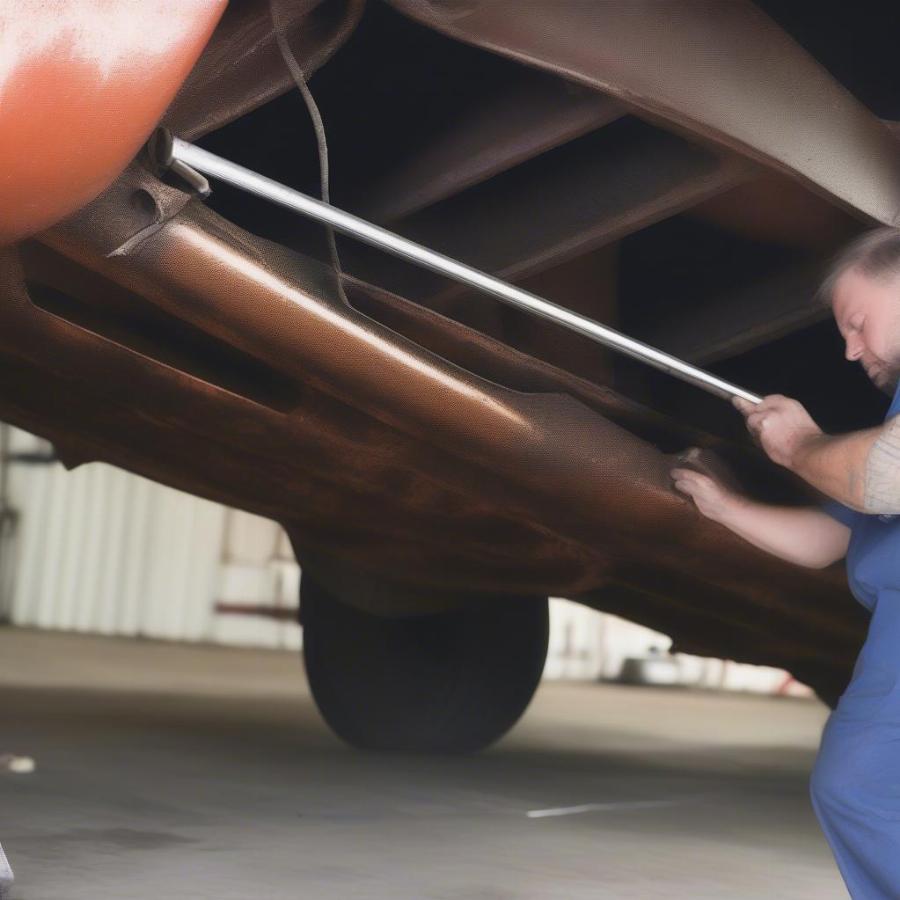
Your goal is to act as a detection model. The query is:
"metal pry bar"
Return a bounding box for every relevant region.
[150,128,763,405]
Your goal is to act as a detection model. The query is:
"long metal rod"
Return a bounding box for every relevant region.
[160,133,763,405]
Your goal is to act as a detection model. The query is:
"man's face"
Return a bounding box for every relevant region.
[832,267,900,396]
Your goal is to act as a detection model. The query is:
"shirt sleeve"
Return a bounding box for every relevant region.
[820,498,856,529]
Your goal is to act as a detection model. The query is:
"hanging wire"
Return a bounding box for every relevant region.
[269,0,350,305]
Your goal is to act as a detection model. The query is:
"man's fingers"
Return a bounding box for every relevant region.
[670,468,710,490]
[732,396,751,415]
[734,395,778,415]
[742,420,763,446]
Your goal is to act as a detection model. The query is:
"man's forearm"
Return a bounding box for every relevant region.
[792,418,900,512]
[717,496,849,568]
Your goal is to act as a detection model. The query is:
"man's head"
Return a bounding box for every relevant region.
[817,227,900,396]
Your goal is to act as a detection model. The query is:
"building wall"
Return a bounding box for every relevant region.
[4,428,228,641]
[1,427,300,648]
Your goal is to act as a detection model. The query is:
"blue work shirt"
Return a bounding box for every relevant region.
[822,381,900,612]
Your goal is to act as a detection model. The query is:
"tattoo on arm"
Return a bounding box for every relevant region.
[848,467,860,505]
[864,415,900,514]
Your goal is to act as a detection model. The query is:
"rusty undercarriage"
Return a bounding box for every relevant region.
[3,0,898,749]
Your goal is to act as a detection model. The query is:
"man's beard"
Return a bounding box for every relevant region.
[873,367,900,397]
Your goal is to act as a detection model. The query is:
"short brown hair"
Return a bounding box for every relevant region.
[816,227,900,307]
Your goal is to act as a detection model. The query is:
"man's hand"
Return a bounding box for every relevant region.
[670,467,739,523]
[732,394,824,470]
[732,393,898,512]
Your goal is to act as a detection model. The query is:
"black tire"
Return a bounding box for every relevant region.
[300,575,549,753]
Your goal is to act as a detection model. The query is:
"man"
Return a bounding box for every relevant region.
[671,226,900,898]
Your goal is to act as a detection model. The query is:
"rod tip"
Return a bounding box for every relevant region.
[146,127,174,171]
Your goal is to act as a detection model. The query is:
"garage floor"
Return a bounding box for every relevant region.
[0,628,843,899]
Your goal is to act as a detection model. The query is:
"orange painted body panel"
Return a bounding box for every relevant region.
[0,1,226,245]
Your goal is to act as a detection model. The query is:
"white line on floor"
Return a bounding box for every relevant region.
[527,799,684,819]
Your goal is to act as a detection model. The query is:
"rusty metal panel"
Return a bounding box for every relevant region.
[0,167,862,701]
[389,0,900,224]
[348,117,751,305]
[163,0,366,140]
[357,72,624,223]
[0,0,878,706]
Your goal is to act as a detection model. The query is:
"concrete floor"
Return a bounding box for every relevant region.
[0,628,845,899]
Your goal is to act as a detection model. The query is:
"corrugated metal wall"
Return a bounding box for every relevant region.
[2,427,300,649]
[7,428,226,639]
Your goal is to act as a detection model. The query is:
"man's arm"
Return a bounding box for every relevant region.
[862,414,900,512]
[792,418,900,514]
[670,466,851,568]
[734,395,900,513]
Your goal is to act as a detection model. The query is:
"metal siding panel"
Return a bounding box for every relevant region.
[8,439,48,627]
[56,465,82,631]
[142,487,187,640]
[94,468,129,635]
[118,475,153,635]
[183,498,227,642]
[6,428,228,642]
[35,463,70,629]
[75,465,106,633]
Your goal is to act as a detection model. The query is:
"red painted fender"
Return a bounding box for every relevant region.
[0,0,226,245]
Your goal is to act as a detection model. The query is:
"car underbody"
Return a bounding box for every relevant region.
[3,0,897,745]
